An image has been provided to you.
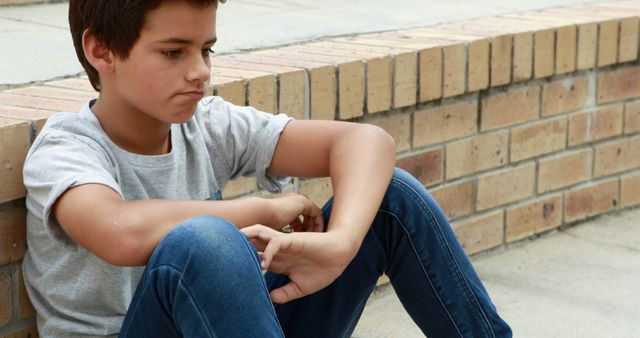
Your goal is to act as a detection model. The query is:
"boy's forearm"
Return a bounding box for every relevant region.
[325,125,396,254]
[110,197,272,266]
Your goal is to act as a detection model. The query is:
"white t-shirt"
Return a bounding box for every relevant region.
[21,96,292,337]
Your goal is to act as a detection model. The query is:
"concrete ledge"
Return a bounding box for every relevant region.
[2,1,640,335]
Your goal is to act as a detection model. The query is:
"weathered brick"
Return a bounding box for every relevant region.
[299,177,333,208]
[222,176,258,199]
[0,105,54,134]
[0,119,30,203]
[597,66,640,104]
[511,117,567,162]
[0,273,11,326]
[598,20,620,67]
[443,44,466,97]
[468,39,491,91]
[554,25,577,74]
[619,17,640,63]
[594,137,640,177]
[413,98,478,148]
[506,194,563,242]
[576,22,598,70]
[419,47,443,102]
[512,32,533,82]
[7,86,95,102]
[481,86,540,131]
[212,68,276,113]
[534,29,556,79]
[338,61,366,119]
[18,269,34,320]
[446,131,508,179]
[211,76,246,106]
[568,105,623,146]
[538,149,593,193]
[476,163,535,211]
[542,76,590,116]
[365,56,392,114]
[366,114,411,153]
[0,92,82,112]
[564,179,618,223]
[431,179,474,220]
[452,210,504,255]
[621,172,640,207]
[396,148,443,187]
[392,52,419,108]
[625,100,640,134]
[0,205,27,265]
[45,78,96,92]
[490,35,513,87]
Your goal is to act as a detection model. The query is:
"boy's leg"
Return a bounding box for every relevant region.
[119,216,284,338]
[266,168,512,338]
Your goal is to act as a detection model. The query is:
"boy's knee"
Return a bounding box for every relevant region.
[154,216,257,268]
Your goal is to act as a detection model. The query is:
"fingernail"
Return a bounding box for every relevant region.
[261,260,266,268]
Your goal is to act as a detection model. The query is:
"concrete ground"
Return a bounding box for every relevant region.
[0,0,603,87]
[353,207,640,338]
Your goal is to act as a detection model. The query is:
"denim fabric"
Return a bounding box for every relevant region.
[119,168,512,338]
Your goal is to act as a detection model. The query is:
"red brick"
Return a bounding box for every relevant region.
[7,86,96,102]
[299,177,333,208]
[538,149,593,193]
[624,100,640,134]
[0,205,27,265]
[1,324,39,338]
[0,92,82,112]
[564,179,618,223]
[452,211,504,255]
[446,131,508,179]
[510,117,567,162]
[621,172,640,207]
[431,180,474,220]
[594,137,640,177]
[413,98,478,148]
[481,86,540,131]
[0,119,30,203]
[542,76,590,117]
[476,163,536,211]
[222,177,258,199]
[45,78,96,92]
[396,148,443,187]
[568,105,624,147]
[619,17,640,63]
[506,195,563,242]
[597,65,640,104]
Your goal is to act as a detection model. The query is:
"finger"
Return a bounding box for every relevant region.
[270,281,305,304]
[242,225,281,251]
[290,217,304,232]
[261,237,282,270]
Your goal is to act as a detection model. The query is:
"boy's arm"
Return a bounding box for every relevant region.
[268,119,396,255]
[54,185,323,266]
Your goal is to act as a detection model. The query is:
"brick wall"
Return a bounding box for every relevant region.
[2,1,640,336]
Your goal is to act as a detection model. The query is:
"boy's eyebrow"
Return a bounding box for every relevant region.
[156,37,217,45]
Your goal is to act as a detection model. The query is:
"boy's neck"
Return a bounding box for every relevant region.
[91,95,172,156]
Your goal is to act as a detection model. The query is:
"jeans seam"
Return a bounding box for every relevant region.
[390,174,496,338]
[378,208,464,338]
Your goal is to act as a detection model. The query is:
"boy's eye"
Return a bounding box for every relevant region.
[202,47,215,56]
[162,50,182,58]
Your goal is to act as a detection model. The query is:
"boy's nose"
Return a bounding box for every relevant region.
[186,55,211,84]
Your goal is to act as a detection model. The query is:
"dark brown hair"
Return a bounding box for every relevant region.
[69,0,220,91]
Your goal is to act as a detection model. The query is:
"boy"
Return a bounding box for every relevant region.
[22,0,512,337]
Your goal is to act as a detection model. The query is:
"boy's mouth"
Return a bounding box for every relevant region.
[179,89,205,101]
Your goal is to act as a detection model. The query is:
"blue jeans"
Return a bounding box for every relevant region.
[119,168,512,337]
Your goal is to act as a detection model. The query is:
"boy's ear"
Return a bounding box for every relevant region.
[82,29,115,74]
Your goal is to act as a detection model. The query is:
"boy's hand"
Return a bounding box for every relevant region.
[264,193,324,233]
[241,224,356,304]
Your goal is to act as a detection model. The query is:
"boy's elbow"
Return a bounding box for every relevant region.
[362,124,396,159]
[99,212,151,267]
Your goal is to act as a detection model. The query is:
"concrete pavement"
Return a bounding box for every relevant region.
[1,0,603,87]
[353,207,640,337]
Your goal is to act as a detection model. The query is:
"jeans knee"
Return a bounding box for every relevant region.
[153,216,258,270]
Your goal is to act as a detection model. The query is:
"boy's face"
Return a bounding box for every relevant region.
[109,1,216,124]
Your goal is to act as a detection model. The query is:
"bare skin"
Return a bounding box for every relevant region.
[54,1,395,304]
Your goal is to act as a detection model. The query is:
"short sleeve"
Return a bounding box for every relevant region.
[23,131,123,242]
[196,97,293,193]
